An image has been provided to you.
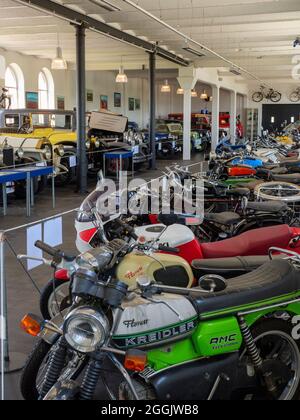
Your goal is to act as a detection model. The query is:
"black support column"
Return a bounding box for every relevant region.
[149,52,156,170]
[75,24,88,194]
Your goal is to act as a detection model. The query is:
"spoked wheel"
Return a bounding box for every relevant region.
[238,320,300,400]
[252,92,264,103]
[255,181,300,202]
[40,279,71,320]
[270,91,282,103]
[289,92,300,103]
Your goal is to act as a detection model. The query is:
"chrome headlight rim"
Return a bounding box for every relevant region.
[43,145,52,161]
[64,307,109,354]
[16,147,24,159]
[56,144,65,157]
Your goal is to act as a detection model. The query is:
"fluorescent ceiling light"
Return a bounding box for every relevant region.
[116,66,128,83]
[182,47,205,58]
[51,47,67,70]
[88,0,121,12]
[161,80,171,93]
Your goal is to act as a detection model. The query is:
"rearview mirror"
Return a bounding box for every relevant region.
[199,275,227,293]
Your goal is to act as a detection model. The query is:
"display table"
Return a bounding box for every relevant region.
[0,166,55,217]
[103,151,134,180]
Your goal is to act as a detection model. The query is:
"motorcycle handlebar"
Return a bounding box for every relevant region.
[35,241,60,257]
[35,241,75,263]
[158,244,180,254]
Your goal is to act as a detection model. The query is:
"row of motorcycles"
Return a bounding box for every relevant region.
[18,137,300,400]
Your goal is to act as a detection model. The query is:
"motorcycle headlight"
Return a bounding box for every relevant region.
[86,141,91,150]
[56,145,65,157]
[43,146,52,161]
[64,307,109,354]
[16,148,24,159]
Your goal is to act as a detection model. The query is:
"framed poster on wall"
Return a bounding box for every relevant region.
[114,92,121,108]
[135,99,141,111]
[57,96,65,110]
[128,97,135,111]
[100,95,108,111]
[26,92,39,109]
[87,90,94,102]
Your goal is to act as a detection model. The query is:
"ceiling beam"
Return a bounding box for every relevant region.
[16,0,190,67]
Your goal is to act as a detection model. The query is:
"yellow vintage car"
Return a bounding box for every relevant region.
[0,109,80,185]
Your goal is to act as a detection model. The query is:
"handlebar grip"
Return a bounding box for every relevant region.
[158,245,180,253]
[35,241,60,257]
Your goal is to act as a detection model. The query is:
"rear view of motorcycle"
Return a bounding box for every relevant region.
[19,237,300,401]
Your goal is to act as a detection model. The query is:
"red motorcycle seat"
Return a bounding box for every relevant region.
[201,225,294,259]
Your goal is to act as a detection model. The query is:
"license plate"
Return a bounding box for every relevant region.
[158,143,162,151]
[6,182,14,194]
[69,156,77,168]
[36,161,47,167]
[172,141,176,148]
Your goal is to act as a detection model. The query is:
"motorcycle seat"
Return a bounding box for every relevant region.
[200,224,294,259]
[271,173,300,184]
[192,260,299,316]
[192,255,283,278]
[270,167,288,175]
[204,212,241,226]
[246,201,289,213]
[228,187,250,197]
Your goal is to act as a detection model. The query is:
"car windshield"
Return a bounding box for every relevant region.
[167,123,182,132]
[4,114,20,128]
[156,124,169,133]
[31,113,74,130]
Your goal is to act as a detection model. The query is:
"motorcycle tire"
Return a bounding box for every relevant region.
[40,278,71,320]
[270,91,282,103]
[239,319,300,400]
[254,181,300,202]
[289,93,300,103]
[252,92,264,103]
[119,379,156,400]
[20,339,52,400]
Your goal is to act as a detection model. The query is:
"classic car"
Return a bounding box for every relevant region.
[143,123,177,159]
[87,112,150,175]
[0,109,77,186]
[163,120,206,152]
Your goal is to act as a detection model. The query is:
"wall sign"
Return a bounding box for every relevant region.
[87,89,94,102]
[135,98,141,111]
[25,92,39,109]
[114,92,121,108]
[57,96,65,110]
[128,97,135,111]
[100,95,108,111]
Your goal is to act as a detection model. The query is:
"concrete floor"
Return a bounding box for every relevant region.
[1,155,203,400]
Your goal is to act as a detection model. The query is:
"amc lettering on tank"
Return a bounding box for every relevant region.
[113,319,197,348]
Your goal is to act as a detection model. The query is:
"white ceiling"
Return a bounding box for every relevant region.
[0,0,300,83]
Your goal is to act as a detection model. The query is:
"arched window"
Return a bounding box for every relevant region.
[5,66,18,108]
[5,64,25,109]
[38,68,54,109]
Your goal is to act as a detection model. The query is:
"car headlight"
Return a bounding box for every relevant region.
[86,141,91,150]
[64,307,109,353]
[43,146,52,161]
[16,148,24,159]
[56,145,65,157]
[94,139,101,148]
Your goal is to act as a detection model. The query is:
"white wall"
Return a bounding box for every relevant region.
[0,49,249,130]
